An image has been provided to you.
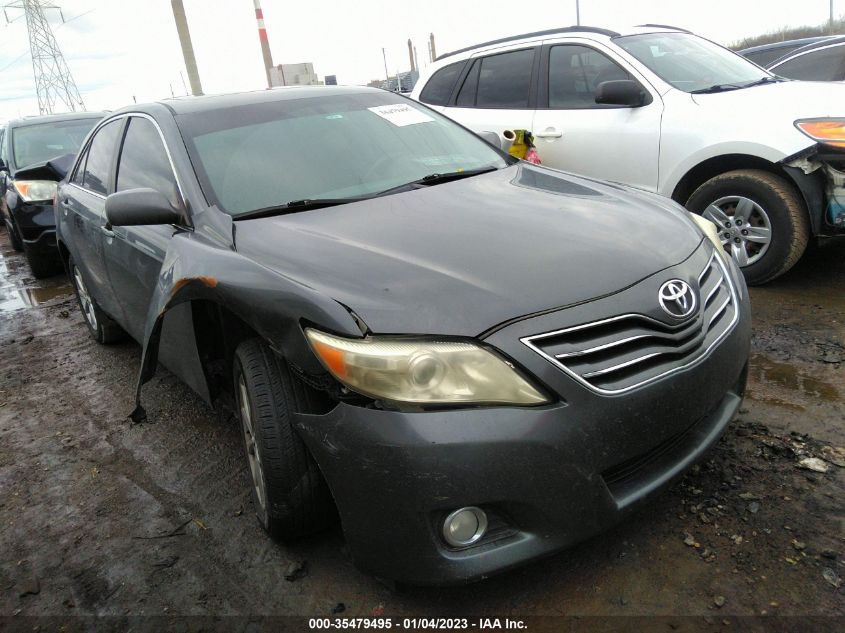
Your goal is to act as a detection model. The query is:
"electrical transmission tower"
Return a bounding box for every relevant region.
[3,0,85,114]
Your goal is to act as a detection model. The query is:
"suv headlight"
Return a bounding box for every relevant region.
[305,329,549,406]
[13,180,58,203]
[795,118,845,148]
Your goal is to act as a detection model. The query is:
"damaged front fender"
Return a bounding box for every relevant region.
[129,216,364,423]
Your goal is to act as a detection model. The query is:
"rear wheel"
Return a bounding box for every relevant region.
[686,169,809,285]
[69,256,127,344]
[233,338,335,540]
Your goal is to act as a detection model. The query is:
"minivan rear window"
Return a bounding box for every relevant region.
[419,61,465,105]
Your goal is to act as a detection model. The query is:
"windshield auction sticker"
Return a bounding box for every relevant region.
[368,103,434,127]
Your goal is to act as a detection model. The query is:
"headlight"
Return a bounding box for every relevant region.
[305,329,549,406]
[13,180,58,203]
[795,119,845,148]
[690,213,728,263]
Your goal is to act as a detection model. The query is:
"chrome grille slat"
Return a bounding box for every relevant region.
[521,251,739,395]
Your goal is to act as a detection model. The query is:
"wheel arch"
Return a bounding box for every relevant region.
[671,154,792,206]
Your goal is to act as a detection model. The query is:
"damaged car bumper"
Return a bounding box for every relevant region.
[295,248,752,584]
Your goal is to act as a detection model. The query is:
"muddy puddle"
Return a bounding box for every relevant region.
[0,241,71,313]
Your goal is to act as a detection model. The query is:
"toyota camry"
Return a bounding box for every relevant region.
[55,86,751,584]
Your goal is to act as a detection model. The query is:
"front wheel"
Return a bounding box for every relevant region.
[233,338,336,540]
[23,243,62,279]
[686,169,809,285]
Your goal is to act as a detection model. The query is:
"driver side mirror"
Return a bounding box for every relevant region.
[105,188,183,227]
[594,80,650,107]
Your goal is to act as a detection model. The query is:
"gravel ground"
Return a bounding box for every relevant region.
[0,229,843,630]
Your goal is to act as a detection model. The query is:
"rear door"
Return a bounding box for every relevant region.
[441,45,539,146]
[531,41,663,191]
[61,118,124,318]
[102,114,186,341]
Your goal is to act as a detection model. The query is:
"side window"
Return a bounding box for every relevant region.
[71,144,89,185]
[476,48,534,109]
[82,120,121,195]
[455,59,481,107]
[116,117,180,209]
[548,45,633,109]
[772,46,845,81]
[419,61,465,105]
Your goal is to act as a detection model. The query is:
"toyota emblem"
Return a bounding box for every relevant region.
[658,279,697,319]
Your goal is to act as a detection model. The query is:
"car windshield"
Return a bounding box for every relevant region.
[177,91,509,216]
[615,32,770,93]
[12,119,98,169]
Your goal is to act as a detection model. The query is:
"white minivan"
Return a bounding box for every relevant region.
[411,25,845,284]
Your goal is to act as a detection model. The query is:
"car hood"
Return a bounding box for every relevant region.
[234,164,702,337]
[690,79,845,118]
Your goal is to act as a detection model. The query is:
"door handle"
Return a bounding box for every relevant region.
[535,129,563,139]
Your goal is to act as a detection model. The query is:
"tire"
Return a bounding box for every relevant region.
[68,256,127,344]
[23,243,62,279]
[686,169,810,285]
[8,220,23,252]
[233,338,336,540]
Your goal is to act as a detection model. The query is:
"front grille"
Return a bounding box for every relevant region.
[521,252,738,395]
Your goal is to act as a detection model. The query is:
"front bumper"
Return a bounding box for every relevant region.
[11,200,57,246]
[295,248,752,584]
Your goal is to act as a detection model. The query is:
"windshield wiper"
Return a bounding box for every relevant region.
[233,197,366,221]
[691,76,782,94]
[374,166,500,196]
[690,83,744,94]
[741,76,782,88]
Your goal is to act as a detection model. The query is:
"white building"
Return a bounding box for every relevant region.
[269,63,323,87]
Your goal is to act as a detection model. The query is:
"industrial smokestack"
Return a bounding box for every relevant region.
[253,0,275,88]
[429,33,437,61]
[407,39,415,72]
[170,0,203,95]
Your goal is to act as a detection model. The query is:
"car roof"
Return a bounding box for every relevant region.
[767,34,845,66]
[738,36,836,55]
[119,85,382,117]
[435,24,687,61]
[6,111,106,128]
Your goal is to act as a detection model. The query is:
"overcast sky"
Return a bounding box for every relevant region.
[0,0,839,119]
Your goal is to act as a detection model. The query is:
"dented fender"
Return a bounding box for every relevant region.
[129,213,364,422]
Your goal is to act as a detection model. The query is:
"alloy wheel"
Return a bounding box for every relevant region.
[73,266,98,331]
[703,196,772,267]
[238,375,268,512]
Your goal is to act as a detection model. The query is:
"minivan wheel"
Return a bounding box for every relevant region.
[233,338,336,540]
[69,257,127,344]
[686,169,809,285]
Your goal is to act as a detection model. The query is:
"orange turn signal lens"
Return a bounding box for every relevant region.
[795,119,845,148]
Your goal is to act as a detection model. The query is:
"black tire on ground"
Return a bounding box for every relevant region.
[68,255,127,344]
[233,338,336,541]
[686,169,810,285]
[8,221,23,252]
[23,243,63,279]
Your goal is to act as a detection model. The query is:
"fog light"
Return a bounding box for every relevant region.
[442,507,488,548]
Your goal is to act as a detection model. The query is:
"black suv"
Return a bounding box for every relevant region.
[0,112,103,277]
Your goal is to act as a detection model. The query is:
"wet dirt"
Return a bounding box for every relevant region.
[0,229,843,623]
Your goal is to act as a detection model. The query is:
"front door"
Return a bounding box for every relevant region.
[102,115,185,341]
[532,42,663,192]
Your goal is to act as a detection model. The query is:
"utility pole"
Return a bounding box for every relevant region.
[2,0,84,114]
[170,0,203,95]
[831,0,835,33]
[382,47,389,88]
[252,0,275,87]
[576,0,581,26]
